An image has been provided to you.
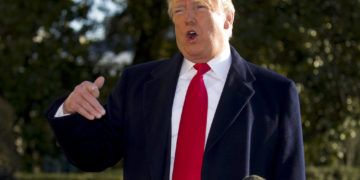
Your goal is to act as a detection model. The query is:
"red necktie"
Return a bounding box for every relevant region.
[173,63,211,180]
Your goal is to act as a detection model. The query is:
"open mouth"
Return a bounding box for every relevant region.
[186,31,198,40]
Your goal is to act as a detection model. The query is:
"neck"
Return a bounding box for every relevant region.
[185,43,230,63]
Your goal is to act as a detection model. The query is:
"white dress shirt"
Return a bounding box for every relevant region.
[170,46,231,179]
[55,104,69,117]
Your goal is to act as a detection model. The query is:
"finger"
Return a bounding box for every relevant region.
[65,93,103,119]
[89,76,105,98]
[87,83,101,98]
[74,82,104,116]
[94,76,105,89]
[77,98,102,118]
[76,98,105,120]
[80,90,106,116]
[76,105,95,120]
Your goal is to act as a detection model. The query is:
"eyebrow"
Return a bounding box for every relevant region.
[174,4,185,9]
[194,0,213,9]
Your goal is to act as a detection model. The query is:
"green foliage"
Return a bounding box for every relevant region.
[0,0,100,171]
[307,166,360,180]
[15,168,122,180]
[104,0,176,64]
[231,0,360,166]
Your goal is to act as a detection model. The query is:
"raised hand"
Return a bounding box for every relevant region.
[63,76,106,120]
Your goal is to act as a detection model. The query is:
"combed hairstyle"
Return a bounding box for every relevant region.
[167,0,235,18]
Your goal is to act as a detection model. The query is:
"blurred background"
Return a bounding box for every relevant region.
[0,0,359,179]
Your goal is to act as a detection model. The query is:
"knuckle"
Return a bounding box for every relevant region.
[79,82,89,89]
[89,85,97,92]
[83,81,92,87]
[75,84,82,90]
[74,86,82,94]
[75,86,86,94]
[72,92,82,100]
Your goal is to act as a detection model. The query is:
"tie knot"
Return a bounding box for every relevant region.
[194,63,210,75]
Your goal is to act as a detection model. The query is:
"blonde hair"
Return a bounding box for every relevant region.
[167,0,235,18]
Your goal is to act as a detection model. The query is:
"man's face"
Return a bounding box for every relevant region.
[171,0,232,63]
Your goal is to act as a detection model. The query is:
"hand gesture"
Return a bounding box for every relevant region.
[63,76,106,120]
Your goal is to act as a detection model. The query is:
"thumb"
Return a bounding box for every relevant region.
[94,76,105,89]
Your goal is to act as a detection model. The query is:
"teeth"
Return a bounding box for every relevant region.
[189,31,196,35]
[187,31,197,39]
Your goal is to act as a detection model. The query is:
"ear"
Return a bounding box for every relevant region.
[224,12,234,29]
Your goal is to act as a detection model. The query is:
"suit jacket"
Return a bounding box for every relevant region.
[47,47,306,180]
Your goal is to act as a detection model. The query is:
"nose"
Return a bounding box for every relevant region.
[185,9,196,25]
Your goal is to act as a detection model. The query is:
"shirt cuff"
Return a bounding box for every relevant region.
[54,103,71,118]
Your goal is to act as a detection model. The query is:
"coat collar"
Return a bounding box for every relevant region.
[205,47,255,151]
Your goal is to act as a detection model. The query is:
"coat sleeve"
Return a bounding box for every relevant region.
[274,81,306,180]
[46,70,129,172]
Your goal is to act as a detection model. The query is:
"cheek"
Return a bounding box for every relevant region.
[204,22,223,38]
[172,18,182,30]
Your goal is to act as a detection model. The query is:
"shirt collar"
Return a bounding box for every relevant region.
[179,45,231,81]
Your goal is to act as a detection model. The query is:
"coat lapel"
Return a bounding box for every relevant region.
[143,53,183,180]
[205,47,255,152]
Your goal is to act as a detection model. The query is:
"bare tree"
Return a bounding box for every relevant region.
[0,97,19,179]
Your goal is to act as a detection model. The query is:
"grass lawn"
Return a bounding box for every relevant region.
[15,168,123,180]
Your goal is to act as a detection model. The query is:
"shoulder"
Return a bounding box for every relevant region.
[123,59,168,75]
[242,61,298,107]
[120,59,171,81]
[246,61,295,91]
[121,52,183,82]
[230,46,294,89]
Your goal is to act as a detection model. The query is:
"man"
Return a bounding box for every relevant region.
[47,0,306,179]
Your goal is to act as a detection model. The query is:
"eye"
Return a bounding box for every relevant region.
[173,7,184,15]
[196,5,207,10]
[196,4,208,10]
